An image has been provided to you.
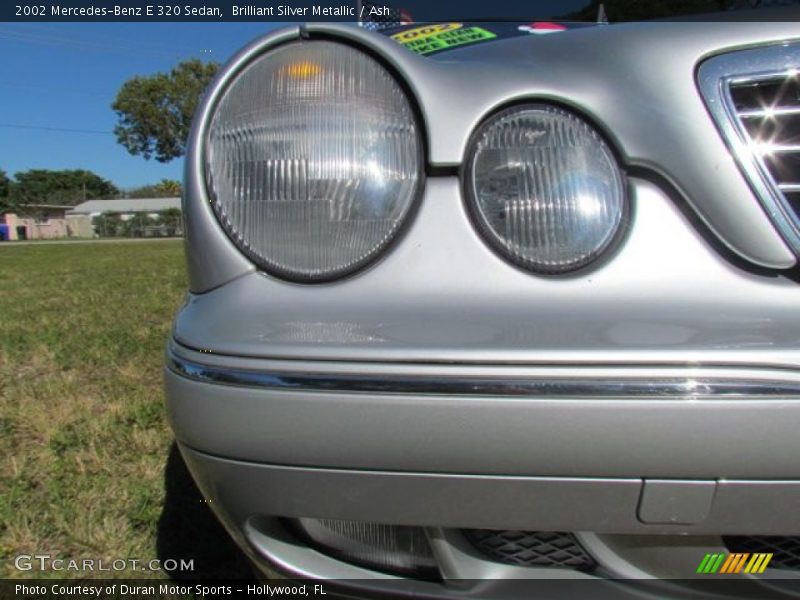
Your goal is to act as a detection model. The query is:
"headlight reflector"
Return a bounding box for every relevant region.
[465,105,626,274]
[206,41,422,282]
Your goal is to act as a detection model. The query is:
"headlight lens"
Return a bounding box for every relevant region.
[206,41,422,282]
[465,105,626,274]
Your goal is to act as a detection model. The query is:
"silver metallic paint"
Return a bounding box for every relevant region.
[175,178,800,364]
[178,444,800,535]
[165,365,800,479]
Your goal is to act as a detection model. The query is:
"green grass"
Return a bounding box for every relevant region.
[0,241,247,580]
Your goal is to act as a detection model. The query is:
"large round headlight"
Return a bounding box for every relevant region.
[206,41,422,282]
[465,105,626,274]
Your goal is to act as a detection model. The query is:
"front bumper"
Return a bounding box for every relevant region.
[166,340,800,540]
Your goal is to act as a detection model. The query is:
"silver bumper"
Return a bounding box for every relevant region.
[166,341,800,536]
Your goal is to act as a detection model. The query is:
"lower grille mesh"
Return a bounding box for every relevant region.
[725,536,800,571]
[463,530,595,570]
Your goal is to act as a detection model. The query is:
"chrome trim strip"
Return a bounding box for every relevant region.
[167,348,800,399]
[698,41,800,254]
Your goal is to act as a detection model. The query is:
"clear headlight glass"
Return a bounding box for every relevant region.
[465,105,626,274]
[206,41,422,282]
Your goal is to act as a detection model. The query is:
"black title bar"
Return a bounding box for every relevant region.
[4,0,800,22]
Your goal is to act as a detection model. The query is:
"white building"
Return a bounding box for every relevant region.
[67,197,182,238]
[67,197,181,219]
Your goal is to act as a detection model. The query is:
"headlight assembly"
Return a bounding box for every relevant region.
[206,40,423,282]
[464,104,627,274]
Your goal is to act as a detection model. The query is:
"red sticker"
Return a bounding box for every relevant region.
[518,22,568,35]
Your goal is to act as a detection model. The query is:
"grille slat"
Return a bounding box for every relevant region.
[463,530,596,571]
[742,118,800,149]
[731,75,800,194]
[756,144,800,155]
[740,107,800,118]
[730,77,800,112]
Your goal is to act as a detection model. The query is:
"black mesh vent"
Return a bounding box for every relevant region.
[724,536,800,571]
[463,530,595,570]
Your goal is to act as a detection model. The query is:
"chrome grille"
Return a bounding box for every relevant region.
[732,75,800,211]
[699,42,800,253]
[463,530,596,570]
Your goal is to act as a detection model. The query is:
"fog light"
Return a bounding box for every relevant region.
[295,518,439,579]
[464,104,627,274]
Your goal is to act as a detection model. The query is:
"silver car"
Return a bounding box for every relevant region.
[165,15,800,597]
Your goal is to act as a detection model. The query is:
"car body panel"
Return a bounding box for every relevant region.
[175,178,800,364]
[166,353,800,479]
[177,445,800,535]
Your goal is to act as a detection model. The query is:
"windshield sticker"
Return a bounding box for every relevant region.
[396,26,497,55]
[518,22,568,35]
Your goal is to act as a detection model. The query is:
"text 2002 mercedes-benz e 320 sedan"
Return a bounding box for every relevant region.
[165,15,800,597]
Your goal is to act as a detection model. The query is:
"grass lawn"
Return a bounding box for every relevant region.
[0,240,249,580]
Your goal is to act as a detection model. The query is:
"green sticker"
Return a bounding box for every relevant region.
[400,27,497,55]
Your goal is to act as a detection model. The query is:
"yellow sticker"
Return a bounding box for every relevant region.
[399,27,497,55]
[391,23,462,44]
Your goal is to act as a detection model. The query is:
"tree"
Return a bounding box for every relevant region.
[0,169,9,198]
[563,0,786,20]
[155,179,182,197]
[126,179,182,198]
[112,59,219,163]
[0,169,11,212]
[10,169,118,207]
[93,212,123,237]
[158,207,183,236]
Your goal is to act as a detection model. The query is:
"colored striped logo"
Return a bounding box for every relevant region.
[696,553,773,574]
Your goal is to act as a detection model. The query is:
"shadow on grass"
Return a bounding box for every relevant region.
[156,442,254,580]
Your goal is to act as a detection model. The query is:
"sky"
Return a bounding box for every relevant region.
[0,1,590,191]
[0,22,285,190]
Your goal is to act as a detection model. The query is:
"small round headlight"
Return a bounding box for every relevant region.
[206,40,422,282]
[465,105,626,274]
